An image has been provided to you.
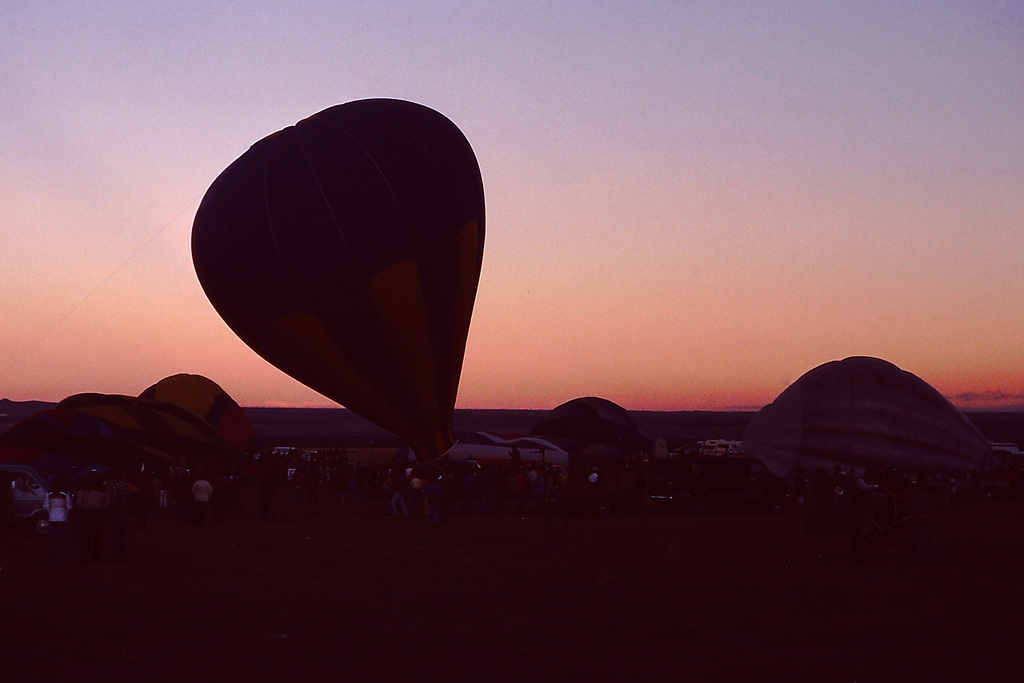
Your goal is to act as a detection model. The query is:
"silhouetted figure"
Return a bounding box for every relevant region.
[462,468,477,514]
[211,473,232,525]
[0,473,11,528]
[425,474,442,527]
[44,478,72,563]
[107,472,133,562]
[259,471,276,521]
[479,468,497,515]
[849,469,879,560]
[912,475,940,561]
[191,476,213,526]
[544,470,569,529]
[439,470,455,526]
[793,467,808,505]
[389,468,409,519]
[173,472,193,526]
[513,467,529,516]
[76,470,108,563]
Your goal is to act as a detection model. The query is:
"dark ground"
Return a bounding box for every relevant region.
[3,402,1024,681]
[2,488,1023,682]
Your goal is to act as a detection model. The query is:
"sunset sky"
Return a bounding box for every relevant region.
[2,2,1023,412]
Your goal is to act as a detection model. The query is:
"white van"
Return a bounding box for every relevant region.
[1,464,50,535]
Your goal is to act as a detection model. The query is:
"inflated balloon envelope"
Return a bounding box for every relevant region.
[192,99,485,462]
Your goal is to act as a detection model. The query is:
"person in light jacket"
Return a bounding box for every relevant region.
[191,476,213,526]
[44,477,72,563]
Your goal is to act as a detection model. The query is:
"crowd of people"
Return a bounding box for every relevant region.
[373,460,571,528]
[39,466,243,564]
[27,445,1012,566]
[43,468,145,563]
[185,448,578,530]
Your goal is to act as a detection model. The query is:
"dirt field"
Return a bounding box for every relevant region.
[2,486,1022,682]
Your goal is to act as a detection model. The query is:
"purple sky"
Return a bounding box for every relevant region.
[2,2,1023,411]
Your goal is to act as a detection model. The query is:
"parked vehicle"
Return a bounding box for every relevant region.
[1,464,51,535]
[974,444,1024,501]
[645,456,787,513]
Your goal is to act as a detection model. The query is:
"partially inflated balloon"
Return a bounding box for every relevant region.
[140,374,256,453]
[192,99,485,461]
[742,357,995,478]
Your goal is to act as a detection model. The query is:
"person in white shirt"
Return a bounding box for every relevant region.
[44,478,72,563]
[191,477,213,526]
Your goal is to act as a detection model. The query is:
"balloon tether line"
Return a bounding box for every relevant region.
[1,194,203,386]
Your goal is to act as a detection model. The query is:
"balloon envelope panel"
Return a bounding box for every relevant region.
[742,357,994,479]
[191,99,485,461]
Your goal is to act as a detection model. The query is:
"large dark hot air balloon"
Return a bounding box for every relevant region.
[192,99,485,462]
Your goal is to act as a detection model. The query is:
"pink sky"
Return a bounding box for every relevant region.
[2,3,1023,412]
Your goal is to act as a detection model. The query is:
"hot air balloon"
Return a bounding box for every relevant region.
[530,396,653,455]
[0,393,242,476]
[140,374,256,453]
[191,99,485,462]
[742,357,995,479]
[530,397,652,516]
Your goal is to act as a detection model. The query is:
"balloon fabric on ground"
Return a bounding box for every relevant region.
[192,99,485,462]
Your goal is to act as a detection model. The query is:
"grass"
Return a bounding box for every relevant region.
[1,488,1021,681]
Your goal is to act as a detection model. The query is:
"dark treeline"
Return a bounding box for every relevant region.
[3,399,1022,451]
[244,406,1024,451]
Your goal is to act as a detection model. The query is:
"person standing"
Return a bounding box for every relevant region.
[107,472,133,562]
[912,475,941,561]
[191,475,213,526]
[425,472,443,527]
[210,472,231,525]
[76,470,109,563]
[389,467,409,519]
[0,472,11,528]
[544,468,569,529]
[259,467,277,521]
[173,469,193,526]
[44,478,72,563]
